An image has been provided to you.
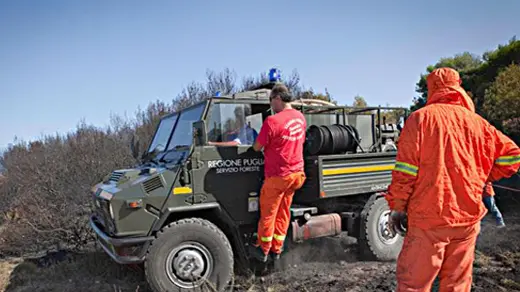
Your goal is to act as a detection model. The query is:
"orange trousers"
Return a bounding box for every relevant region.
[255,171,306,255]
[396,223,481,292]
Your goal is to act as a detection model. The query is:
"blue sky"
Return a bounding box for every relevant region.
[1,0,519,150]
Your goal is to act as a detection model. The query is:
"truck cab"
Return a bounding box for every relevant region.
[90,78,409,292]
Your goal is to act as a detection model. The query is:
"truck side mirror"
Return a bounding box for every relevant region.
[193,120,207,146]
[130,135,141,159]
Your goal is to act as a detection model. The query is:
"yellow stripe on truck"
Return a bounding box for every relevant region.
[322,165,395,176]
[173,187,193,195]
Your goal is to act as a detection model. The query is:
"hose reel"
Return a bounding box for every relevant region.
[305,124,360,155]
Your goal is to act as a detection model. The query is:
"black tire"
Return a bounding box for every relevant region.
[358,194,404,261]
[145,218,234,292]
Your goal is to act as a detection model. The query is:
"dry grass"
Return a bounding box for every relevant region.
[0,251,149,292]
[474,250,492,268]
[0,259,20,292]
[1,204,520,292]
[0,250,290,292]
[0,242,518,292]
[501,278,520,290]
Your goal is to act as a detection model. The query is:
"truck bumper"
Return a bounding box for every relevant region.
[89,215,154,264]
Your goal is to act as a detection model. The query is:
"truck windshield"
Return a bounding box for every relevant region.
[166,103,205,151]
[148,114,178,153]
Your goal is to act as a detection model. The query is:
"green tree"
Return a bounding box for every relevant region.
[483,64,520,139]
[464,37,520,112]
[412,37,520,114]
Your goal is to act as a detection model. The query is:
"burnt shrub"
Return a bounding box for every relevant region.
[0,101,170,256]
[0,125,133,255]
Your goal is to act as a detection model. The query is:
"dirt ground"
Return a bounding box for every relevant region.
[2,195,520,292]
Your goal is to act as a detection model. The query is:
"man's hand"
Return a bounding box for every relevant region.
[388,210,408,237]
[208,141,240,147]
[252,140,263,152]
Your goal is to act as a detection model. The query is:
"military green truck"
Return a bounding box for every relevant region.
[89,76,409,292]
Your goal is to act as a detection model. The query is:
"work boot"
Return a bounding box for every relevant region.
[270,252,281,261]
[269,245,285,261]
[249,245,268,263]
[497,219,506,228]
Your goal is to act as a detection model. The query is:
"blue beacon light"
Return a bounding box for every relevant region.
[215,91,221,97]
[268,68,281,82]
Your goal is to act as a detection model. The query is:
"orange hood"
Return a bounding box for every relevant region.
[425,67,475,112]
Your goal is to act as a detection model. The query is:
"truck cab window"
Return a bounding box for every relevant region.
[207,103,261,146]
[165,103,205,151]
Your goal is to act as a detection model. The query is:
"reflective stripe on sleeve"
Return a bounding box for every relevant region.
[495,155,520,166]
[394,161,419,177]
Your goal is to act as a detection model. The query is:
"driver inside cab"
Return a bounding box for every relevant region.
[209,106,258,146]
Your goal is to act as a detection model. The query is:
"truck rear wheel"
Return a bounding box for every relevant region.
[359,194,404,261]
[145,218,234,292]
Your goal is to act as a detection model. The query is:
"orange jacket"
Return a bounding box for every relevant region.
[386,68,520,229]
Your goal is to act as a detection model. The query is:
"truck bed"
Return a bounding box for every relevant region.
[295,152,396,203]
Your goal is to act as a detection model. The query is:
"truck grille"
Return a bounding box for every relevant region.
[95,198,116,235]
[108,171,124,183]
[142,176,164,193]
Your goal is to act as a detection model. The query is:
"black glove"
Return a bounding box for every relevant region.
[388,210,408,237]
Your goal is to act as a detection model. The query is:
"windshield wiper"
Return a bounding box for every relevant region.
[173,145,191,151]
[156,145,190,164]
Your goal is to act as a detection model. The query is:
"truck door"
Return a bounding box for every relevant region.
[194,103,267,225]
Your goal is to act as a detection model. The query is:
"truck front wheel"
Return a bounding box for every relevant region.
[359,194,404,261]
[145,218,234,292]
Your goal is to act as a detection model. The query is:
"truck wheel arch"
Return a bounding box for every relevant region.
[149,202,249,270]
[150,202,222,233]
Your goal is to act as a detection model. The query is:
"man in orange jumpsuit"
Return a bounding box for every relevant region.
[385,67,520,291]
[250,83,307,262]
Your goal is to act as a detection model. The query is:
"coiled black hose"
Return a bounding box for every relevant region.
[305,124,360,155]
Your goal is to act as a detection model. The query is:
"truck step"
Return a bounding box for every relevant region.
[290,205,318,217]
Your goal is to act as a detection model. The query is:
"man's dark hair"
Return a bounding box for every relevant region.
[270,84,293,103]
